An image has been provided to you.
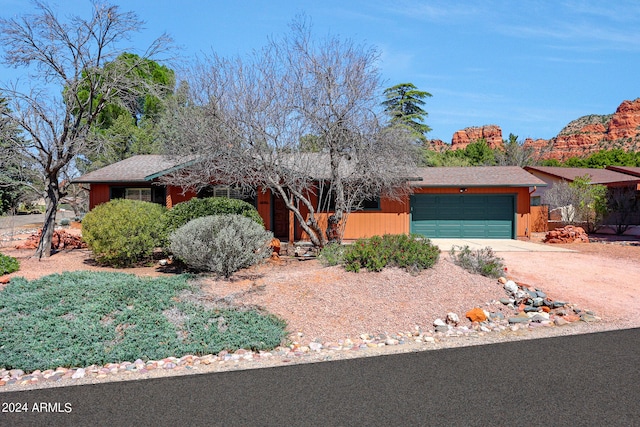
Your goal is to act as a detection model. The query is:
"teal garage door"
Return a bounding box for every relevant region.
[410,194,515,238]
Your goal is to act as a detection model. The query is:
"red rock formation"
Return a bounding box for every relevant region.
[451,125,503,150]
[528,98,640,161]
[426,139,448,152]
[543,226,589,244]
[427,98,640,160]
[14,230,87,250]
[608,98,640,140]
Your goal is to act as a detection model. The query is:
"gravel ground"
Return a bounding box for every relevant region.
[0,227,638,392]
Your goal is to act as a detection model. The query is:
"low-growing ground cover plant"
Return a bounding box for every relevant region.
[169,214,273,278]
[449,245,505,278]
[343,234,440,273]
[0,271,287,373]
[82,199,167,267]
[0,252,19,275]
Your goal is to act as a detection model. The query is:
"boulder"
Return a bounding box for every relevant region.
[465,307,487,323]
[543,226,589,244]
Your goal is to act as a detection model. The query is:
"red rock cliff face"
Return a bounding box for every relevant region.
[451,125,503,149]
[525,98,640,161]
[608,99,640,140]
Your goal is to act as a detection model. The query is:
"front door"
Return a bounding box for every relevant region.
[272,194,290,239]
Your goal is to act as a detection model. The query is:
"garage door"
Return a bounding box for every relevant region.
[410,194,515,238]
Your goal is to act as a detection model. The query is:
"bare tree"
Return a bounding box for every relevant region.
[0,1,172,257]
[495,133,550,167]
[160,18,419,247]
[605,186,639,235]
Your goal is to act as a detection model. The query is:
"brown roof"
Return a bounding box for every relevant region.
[73,155,194,183]
[606,166,640,178]
[412,166,546,187]
[525,166,640,185]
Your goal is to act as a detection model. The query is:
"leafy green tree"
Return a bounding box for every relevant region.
[77,53,175,173]
[564,157,587,168]
[571,175,607,232]
[543,175,607,232]
[463,139,496,166]
[421,148,471,167]
[540,158,563,167]
[382,83,432,141]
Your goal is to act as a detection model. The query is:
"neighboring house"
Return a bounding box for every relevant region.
[74,156,546,242]
[524,166,640,204]
[524,165,640,228]
[605,165,640,179]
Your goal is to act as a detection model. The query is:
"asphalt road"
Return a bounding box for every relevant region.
[0,211,75,232]
[1,327,638,426]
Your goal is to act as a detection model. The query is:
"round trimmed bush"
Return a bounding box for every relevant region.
[162,197,263,238]
[169,214,273,278]
[82,199,167,267]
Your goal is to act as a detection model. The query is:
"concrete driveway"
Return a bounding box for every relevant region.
[429,238,574,252]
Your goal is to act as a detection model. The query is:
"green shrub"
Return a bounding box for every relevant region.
[169,214,273,278]
[343,234,440,273]
[0,252,19,275]
[449,245,505,278]
[82,199,167,267]
[162,197,263,238]
[318,243,346,266]
[0,271,287,372]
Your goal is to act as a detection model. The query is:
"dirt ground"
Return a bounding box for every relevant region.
[2,228,639,336]
[1,224,639,391]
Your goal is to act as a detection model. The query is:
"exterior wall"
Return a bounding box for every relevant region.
[256,190,271,227]
[411,186,532,238]
[166,186,197,209]
[88,183,111,210]
[89,182,532,240]
[308,197,409,240]
[530,205,549,232]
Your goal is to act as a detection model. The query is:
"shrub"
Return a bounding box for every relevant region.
[0,252,19,275]
[449,245,505,278]
[318,243,346,266]
[82,199,167,267]
[0,271,287,372]
[169,214,273,278]
[343,234,440,273]
[162,197,263,238]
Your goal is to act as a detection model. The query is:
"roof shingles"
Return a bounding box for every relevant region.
[73,155,191,183]
[525,166,640,185]
[412,166,546,187]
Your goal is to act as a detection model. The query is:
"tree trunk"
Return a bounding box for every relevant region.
[34,178,60,259]
[274,185,326,248]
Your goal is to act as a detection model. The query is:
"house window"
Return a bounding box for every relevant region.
[361,195,380,210]
[531,196,541,206]
[110,186,166,206]
[125,188,152,202]
[197,185,256,206]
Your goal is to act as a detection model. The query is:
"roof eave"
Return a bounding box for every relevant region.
[144,158,199,181]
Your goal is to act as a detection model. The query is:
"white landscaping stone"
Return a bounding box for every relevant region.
[504,280,518,294]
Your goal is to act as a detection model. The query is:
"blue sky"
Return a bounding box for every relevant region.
[1,0,639,142]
